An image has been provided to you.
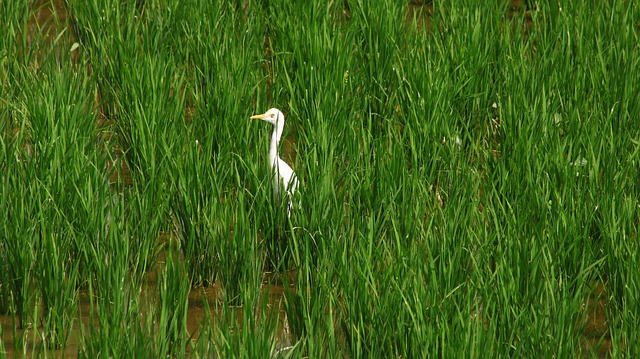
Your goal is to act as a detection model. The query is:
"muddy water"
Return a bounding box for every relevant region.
[0,270,295,358]
[0,292,94,358]
[580,282,612,358]
[406,1,433,32]
[0,276,613,357]
[23,0,79,65]
[183,273,297,355]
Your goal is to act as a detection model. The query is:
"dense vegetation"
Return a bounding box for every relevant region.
[1,0,639,357]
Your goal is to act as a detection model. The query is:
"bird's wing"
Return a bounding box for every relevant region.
[277,158,298,193]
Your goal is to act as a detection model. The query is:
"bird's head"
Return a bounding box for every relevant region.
[250,108,284,127]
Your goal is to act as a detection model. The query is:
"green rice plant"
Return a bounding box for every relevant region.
[170,135,221,286]
[72,177,158,356]
[0,250,9,315]
[470,1,638,356]
[282,231,345,358]
[189,294,215,356]
[211,287,279,358]
[0,165,38,329]
[155,249,191,357]
[4,57,98,349]
[36,226,79,349]
[0,97,38,328]
[69,0,185,177]
[72,180,164,356]
[78,293,151,358]
[0,128,8,316]
[0,0,38,328]
[261,0,356,265]
[111,56,185,185]
[12,46,104,348]
[600,157,640,356]
[0,326,4,359]
[69,0,182,272]
[78,196,148,357]
[167,0,269,280]
[220,178,265,305]
[128,186,169,276]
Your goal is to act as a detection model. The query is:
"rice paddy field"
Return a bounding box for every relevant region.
[1,0,639,357]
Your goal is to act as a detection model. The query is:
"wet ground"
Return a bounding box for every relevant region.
[0,259,296,358]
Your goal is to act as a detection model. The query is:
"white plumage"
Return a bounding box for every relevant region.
[250,108,299,216]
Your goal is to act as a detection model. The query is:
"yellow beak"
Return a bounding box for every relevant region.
[250,113,270,120]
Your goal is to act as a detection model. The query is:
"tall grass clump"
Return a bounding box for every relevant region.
[78,196,149,357]
[155,250,191,356]
[474,0,639,356]
[23,64,99,349]
[254,0,640,356]
[574,1,640,354]
[2,2,106,352]
[170,0,267,286]
[0,161,38,332]
[69,0,178,273]
[0,0,37,330]
[210,288,280,358]
[171,135,221,286]
[260,0,432,356]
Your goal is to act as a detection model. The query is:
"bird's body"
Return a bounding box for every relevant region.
[251,108,299,216]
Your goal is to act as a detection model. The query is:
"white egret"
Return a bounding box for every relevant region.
[250,108,299,216]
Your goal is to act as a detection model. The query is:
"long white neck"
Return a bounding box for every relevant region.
[269,122,283,168]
